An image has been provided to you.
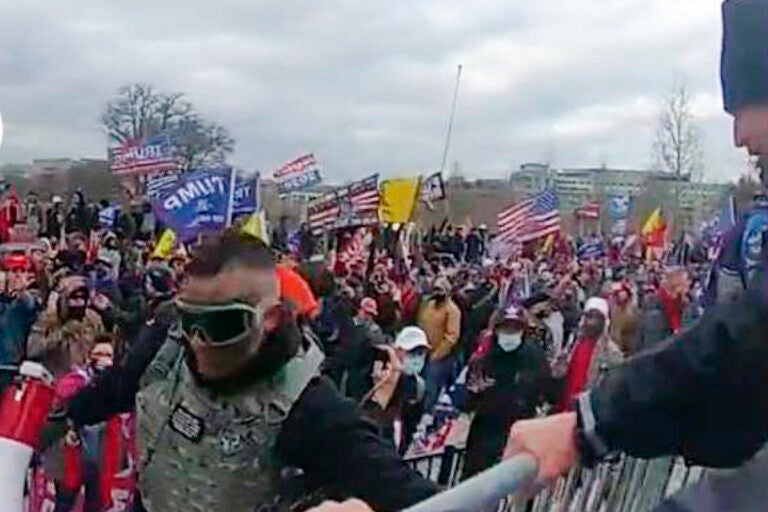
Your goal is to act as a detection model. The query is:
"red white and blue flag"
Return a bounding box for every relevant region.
[307,174,380,234]
[575,201,601,220]
[497,188,560,243]
[273,153,323,194]
[110,134,179,176]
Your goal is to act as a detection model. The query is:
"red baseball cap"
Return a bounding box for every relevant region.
[3,253,31,271]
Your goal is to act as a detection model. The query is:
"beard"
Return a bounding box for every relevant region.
[67,306,87,321]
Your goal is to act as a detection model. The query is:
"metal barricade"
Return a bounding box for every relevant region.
[405,448,705,512]
[507,456,704,512]
[405,445,466,488]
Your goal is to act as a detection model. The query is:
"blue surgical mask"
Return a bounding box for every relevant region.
[497,332,523,352]
[403,353,426,375]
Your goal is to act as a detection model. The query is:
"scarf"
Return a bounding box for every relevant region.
[657,286,682,334]
[557,336,598,412]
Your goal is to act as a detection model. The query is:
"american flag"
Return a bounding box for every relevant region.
[337,228,369,269]
[110,135,179,176]
[575,201,601,220]
[497,188,561,243]
[144,171,181,199]
[273,153,323,194]
[307,193,338,234]
[307,174,380,234]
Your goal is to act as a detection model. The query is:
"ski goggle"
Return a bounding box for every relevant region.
[175,299,266,347]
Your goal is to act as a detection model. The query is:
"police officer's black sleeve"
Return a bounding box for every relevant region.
[577,286,768,467]
[278,376,438,512]
[67,321,169,426]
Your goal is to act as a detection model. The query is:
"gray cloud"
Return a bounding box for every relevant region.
[0,0,746,183]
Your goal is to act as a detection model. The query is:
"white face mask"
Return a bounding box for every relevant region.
[403,353,426,375]
[497,332,523,352]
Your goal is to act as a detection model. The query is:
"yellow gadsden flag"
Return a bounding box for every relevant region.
[379,177,422,224]
[241,210,270,245]
[152,229,177,259]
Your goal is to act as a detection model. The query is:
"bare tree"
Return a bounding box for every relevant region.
[632,176,675,232]
[653,85,703,178]
[102,83,234,170]
[653,84,703,234]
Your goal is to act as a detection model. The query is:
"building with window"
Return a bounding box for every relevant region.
[509,163,733,232]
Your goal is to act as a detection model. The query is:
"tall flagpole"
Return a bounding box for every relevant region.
[439,64,463,224]
[440,64,463,173]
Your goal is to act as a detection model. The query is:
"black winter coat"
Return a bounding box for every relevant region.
[579,265,768,468]
[463,340,552,478]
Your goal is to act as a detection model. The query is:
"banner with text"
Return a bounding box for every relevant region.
[152,167,236,241]
[307,174,379,234]
[110,134,179,176]
[273,153,322,194]
[232,172,261,217]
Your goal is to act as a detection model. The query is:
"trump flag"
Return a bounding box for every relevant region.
[152,167,236,241]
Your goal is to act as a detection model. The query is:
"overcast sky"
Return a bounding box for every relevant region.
[0,0,751,183]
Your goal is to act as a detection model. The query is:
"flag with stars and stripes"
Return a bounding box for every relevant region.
[497,188,561,243]
[307,174,380,234]
[110,134,179,176]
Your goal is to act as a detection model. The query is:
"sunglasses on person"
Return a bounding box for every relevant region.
[175,299,267,347]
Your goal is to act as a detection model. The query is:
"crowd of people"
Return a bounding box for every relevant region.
[0,186,723,511]
[0,0,766,510]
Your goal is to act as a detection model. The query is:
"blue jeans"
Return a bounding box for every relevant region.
[424,355,457,412]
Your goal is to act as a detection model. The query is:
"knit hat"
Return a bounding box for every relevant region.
[584,297,609,319]
[721,0,768,114]
[584,296,610,330]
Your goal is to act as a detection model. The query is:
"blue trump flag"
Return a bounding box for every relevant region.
[153,167,237,241]
[578,239,605,260]
[232,172,261,217]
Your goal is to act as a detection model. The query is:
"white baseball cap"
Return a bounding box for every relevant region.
[394,326,430,351]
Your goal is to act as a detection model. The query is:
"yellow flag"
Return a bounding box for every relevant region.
[541,233,555,254]
[641,208,664,235]
[379,177,422,224]
[152,229,177,259]
[242,210,270,245]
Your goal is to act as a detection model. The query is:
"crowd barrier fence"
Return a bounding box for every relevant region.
[405,447,705,512]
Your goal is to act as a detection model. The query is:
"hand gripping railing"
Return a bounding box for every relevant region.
[403,454,539,512]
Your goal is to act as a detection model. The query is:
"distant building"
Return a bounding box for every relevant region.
[28,158,76,177]
[509,163,732,232]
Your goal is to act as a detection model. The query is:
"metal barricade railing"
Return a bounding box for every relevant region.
[406,446,466,488]
[405,448,705,512]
